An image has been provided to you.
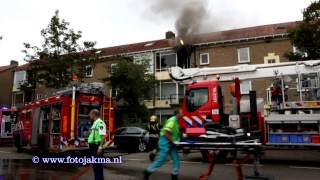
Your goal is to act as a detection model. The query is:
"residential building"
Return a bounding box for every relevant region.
[11,63,29,107]
[0,60,19,108]
[22,21,299,122]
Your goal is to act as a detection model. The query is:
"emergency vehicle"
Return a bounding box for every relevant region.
[13,82,115,152]
[169,60,320,146]
[168,60,320,180]
[0,107,18,144]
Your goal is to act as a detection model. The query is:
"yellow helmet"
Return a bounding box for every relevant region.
[150,115,157,122]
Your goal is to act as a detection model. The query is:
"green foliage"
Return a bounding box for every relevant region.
[286,1,320,60]
[22,10,96,91]
[105,57,156,122]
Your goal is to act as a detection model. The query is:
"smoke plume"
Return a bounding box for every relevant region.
[145,0,216,37]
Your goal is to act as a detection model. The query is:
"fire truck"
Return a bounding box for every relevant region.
[13,82,115,152]
[168,60,320,180]
[0,107,18,144]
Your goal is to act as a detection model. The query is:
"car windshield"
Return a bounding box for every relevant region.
[186,88,209,112]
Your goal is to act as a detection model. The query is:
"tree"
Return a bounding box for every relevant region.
[104,57,156,124]
[21,10,96,96]
[286,1,320,60]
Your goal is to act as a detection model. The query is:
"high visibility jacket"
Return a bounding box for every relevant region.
[88,118,106,144]
[160,116,179,141]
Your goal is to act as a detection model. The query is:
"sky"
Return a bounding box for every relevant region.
[0,0,313,66]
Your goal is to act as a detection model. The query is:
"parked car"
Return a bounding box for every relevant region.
[114,126,149,152]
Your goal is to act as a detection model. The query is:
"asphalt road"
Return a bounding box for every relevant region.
[0,146,319,180]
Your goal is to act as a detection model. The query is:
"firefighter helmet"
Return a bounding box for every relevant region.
[150,115,157,122]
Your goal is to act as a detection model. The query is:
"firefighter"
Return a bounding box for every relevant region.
[88,109,107,180]
[144,109,182,180]
[147,115,160,161]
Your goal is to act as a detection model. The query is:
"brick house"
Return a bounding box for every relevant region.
[23,21,298,122]
[0,61,19,108]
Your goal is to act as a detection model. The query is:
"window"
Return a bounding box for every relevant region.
[133,53,154,73]
[160,82,176,100]
[200,53,210,65]
[267,59,276,64]
[237,48,250,63]
[186,88,209,112]
[85,65,93,77]
[110,64,117,73]
[156,53,177,71]
[14,71,26,85]
[13,93,24,107]
[240,80,252,94]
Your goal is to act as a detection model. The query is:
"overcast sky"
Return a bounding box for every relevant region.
[0,0,312,66]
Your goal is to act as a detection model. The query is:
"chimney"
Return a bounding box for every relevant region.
[10,60,18,66]
[165,31,175,39]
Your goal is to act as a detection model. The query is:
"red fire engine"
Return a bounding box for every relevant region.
[13,82,115,152]
[169,60,320,180]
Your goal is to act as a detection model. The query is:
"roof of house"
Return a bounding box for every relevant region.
[100,39,172,57]
[0,65,16,72]
[98,21,297,57]
[193,21,297,44]
[15,63,29,71]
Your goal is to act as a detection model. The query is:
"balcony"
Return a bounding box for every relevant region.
[155,70,170,81]
[144,94,183,109]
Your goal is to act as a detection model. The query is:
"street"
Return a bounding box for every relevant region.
[0,147,319,180]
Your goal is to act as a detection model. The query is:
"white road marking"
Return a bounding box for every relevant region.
[289,166,320,170]
[224,163,263,167]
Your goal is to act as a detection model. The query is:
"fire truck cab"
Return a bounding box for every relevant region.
[13,82,115,152]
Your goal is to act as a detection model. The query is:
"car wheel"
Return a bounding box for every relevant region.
[138,141,147,152]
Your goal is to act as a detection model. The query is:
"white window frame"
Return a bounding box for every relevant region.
[158,53,177,72]
[13,70,26,85]
[237,47,250,63]
[240,80,252,94]
[267,59,276,64]
[200,53,210,65]
[85,65,93,77]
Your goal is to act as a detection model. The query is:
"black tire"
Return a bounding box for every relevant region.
[14,134,22,153]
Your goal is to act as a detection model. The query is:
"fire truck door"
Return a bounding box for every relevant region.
[31,107,41,145]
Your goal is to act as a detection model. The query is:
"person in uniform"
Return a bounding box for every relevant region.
[147,115,160,161]
[144,109,182,180]
[88,109,107,180]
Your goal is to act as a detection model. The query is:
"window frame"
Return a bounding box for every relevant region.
[85,65,94,78]
[200,53,210,65]
[13,70,26,85]
[237,47,250,63]
[186,87,209,112]
[156,52,177,72]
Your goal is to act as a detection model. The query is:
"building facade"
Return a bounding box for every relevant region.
[16,21,299,122]
[0,60,19,108]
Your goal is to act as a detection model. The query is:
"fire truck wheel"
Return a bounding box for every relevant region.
[138,141,147,152]
[14,134,22,153]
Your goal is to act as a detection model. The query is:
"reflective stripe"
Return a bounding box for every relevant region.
[183,116,193,127]
[192,116,203,126]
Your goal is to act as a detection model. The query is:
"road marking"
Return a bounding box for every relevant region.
[289,166,320,170]
[224,163,263,167]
